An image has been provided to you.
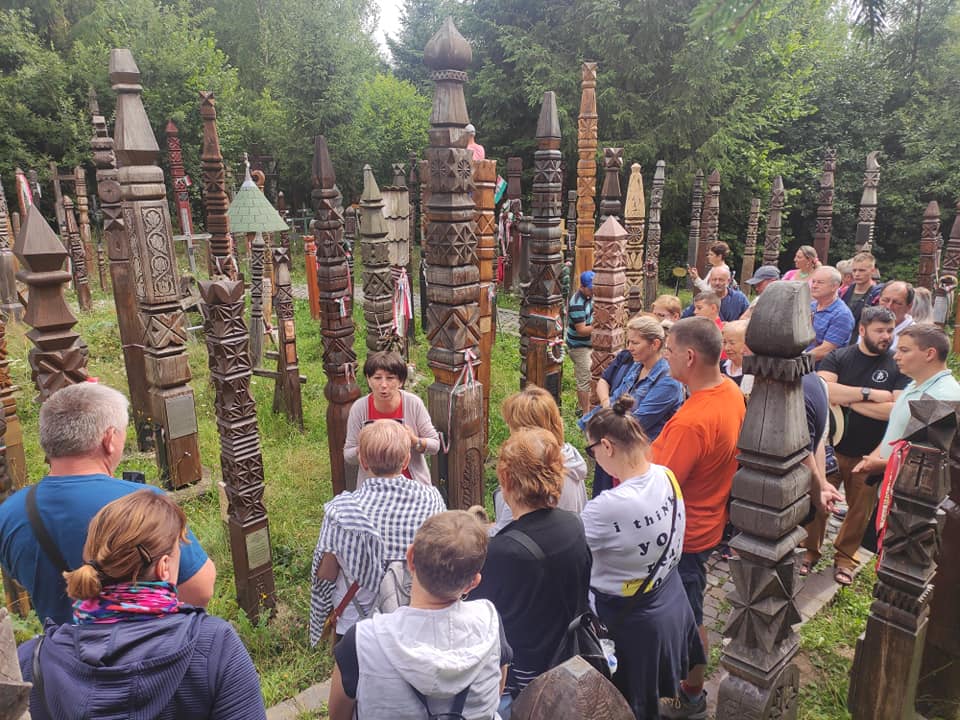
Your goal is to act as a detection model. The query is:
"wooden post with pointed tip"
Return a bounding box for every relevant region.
[813,149,836,264]
[73,167,97,289]
[855,151,881,252]
[696,169,720,276]
[645,161,666,310]
[762,177,785,266]
[574,62,598,294]
[918,200,940,293]
[686,170,704,289]
[474,157,497,434]
[590,216,627,401]
[946,200,960,353]
[504,157,523,292]
[360,165,396,352]
[0,175,24,321]
[384,163,411,359]
[624,163,645,314]
[598,148,623,225]
[741,198,761,286]
[63,196,93,311]
[200,92,237,279]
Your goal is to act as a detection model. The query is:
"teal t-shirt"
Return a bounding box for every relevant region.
[879,370,960,458]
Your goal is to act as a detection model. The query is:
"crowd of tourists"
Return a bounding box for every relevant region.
[0,241,955,720]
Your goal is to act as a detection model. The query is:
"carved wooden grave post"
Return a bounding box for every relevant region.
[0,608,31,720]
[917,200,940,293]
[14,205,90,400]
[423,17,484,508]
[418,160,430,331]
[304,223,321,321]
[343,204,358,297]
[474,158,497,432]
[520,91,564,404]
[644,161,665,310]
[111,48,201,489]
[598,148,623,224]
[813,148,836,264]
[686,169,704,289]
[511,656,634,720]
[623,163,645,315]
[565,189,577,267]
[505,157,523,292]
[697,169,720,276]
[271,240,304,428]
[762,176,785,266]
[590,217,627,402]
[741,197,760,285]
[48,162,70,252]
[199,278,277,622]
[717,281,813,720]
[0,176,24,321]
[63,196,93,311]
[848,399,958,720]
[165,120,197,275]
[406,156,419,343]
[946,200,960,353]
[384,163,412,359]
[200,91,237,279]
[574,61,598,293]
[88,90,111,291]
[854,151,881,252]
[360,165,396,352]
[73,167,96,287]
[313,136,360,495]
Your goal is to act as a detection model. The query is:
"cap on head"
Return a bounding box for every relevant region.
[746,265,781,285]
[465,123,476,135]
[580,270,595,289]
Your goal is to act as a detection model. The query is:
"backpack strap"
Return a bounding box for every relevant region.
[501,529,545,562]
[31,634,54,717]
[411,684,471,719]
[25,485,70,574]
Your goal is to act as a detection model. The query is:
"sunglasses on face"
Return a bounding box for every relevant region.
[585,439,602,459]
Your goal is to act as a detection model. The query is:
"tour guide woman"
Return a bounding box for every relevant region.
[18,490,266,719]
[344,350,440,488]
[581,397,705,720]
[585,315,683,496]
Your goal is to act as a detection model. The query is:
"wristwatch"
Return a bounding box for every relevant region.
[861,387,871,402]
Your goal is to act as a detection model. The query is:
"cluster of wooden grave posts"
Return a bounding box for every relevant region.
[1,21,960,720]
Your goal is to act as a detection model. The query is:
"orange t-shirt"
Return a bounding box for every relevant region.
[651,377,746,553]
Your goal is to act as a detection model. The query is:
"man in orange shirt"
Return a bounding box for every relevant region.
[653,316,746,719]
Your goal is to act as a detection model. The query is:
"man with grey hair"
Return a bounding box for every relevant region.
[807,265,855,367]
[0,383,216,624]
[878,280,915,350]
[680,265,750,321]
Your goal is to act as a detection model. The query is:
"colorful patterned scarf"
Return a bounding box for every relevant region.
[73,581,180,624]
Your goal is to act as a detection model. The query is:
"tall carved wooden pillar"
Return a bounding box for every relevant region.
[199,278,276,622]
[418,160,430,331]
[813,148,836,264]
[946,201,960,353]
[644,161,665,310]
[574,62,598,294]
[917,200,940,293]
[686,170,704,288]
[360,165,396,351]
[63,197,92,311]
[384,164,412,358]
[848,400,957,720]
[406,157,419,342]
[717,281,813,720]
[598,148,623,224]
[272,242,304,428]
[200,91,237,279]
[111,48,201,489]
[474,158,497,434]
[91,108,153,452]
[343,205,358,295]
[73,167,97,288]
[741,198,760,285]
[304,228,320,321]
[565,189,577,267]
[697,169,720,276]
[590,217,627,401]
[49,163,70,252]
[762,176,785,266]
[0,176,23,321]
[854,151,881,252]
[520,92,564,404]
[314,137,360,495]
[14,205,90,400]
[505,157,523,292]
[86,85,111,290]
[166,120,194,237]
[423,17,483,509]
[623,163,645,315]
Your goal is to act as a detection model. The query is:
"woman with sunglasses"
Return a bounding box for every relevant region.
[581,396,705,719]
[18,490,266,720]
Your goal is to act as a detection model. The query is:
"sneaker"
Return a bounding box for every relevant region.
[660,689,707,719]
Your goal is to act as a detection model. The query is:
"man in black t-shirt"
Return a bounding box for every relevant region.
[802,306,907,586]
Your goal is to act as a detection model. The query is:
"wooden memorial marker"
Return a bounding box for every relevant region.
[741,197,760,285]
[343,204,358,296]
[360,165,397,352]
[62,196,93,311]
[590,217,627,401]
[623,163,645,314]
[717,281,813,720]
[511,656,633,720]
[111,48,201,489]
[644,161,665,311]
[565,189,577,267]
[917,200,940,293]
[304,224,321,321]
[199,278,277,621]
[418,159,430,330]
[313,136,360,495]
[854,151,881,252]
[0,608,31,720]
[383,163,412,359]
[520,91,564,405]
[0,176,23,321]
[474,157,497,435]
[423,17,484,509]
[945,200,960,353]
[14,205,90,400]
[813,148,836,264]
[270,228,304,429]
[574,62,598,293]
[165,120,198,275]
[406,155,419,342]
[598,147,623,224]
[696,169,720,276]
[686,169,704,288]
[75,165,103,292]
[762,176,785,266]
[503,157,523,292]
[200,91,238,279]
[48,162,71,254]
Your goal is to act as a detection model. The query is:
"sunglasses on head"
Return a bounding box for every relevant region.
[363,418,404,426]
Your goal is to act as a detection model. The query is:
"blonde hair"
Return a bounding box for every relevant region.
[497,428,564,509]
[653,295,682,317]
[502,386,564,446]
[412,510,488,600]
[626,315,665,343]
[358,420,411,476]
[722,319,748,339]
[64,490,187,601]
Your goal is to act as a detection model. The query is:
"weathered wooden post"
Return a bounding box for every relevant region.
[854,151,881,252]
[406,155,419,343]
[624,163,645,315]
[574,62,598,293]
[62,196,93,311]
[48,162,71,253]
[717,281,812,720]
[165,120,197,275]
[343,204,358,294]
[418,160,430,331]
[0,176,24,321]
[383,163,412,359]
[762,176,785,266]
[590,217,627,401]
[696,169,720,276]
[199,277,277,622]
[946,200,960,353]
[644,161,665,310]
[504,158,523,292]
[511,656,634,720]
[0,608,31,720]
[271,240,304,428]
[917,200,940,293]
[520,91,564,404]
[474,157,497,435]
[73,167,96,286]
[686,169,704,288]
[304,224,321,321]
[741,197,760,285]
[313,136,360,495]
[199,91,237,279]
[89,92,111,292]
[360,165,397,352]
[565,189,577,267]
[598,148,623,225]
[423,17,483,509]
[111,48,201,489]
[813,148,836,264]
[848,399,958,720]
[14,205,90,400]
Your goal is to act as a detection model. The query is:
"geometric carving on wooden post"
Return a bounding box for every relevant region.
[686,169,704,288]
[590,216,627,402]
[199,91,237,279]
[854,151,881,253]
[304,224,321,321]
[644,161,666,311]
[598,147,623,225]
[504,157,522,293]
[762,176,785,267]
[271,240,304,429]
[199,278,276,622]
[91,105,154,452]
[14,205,90,401]
[946,201,960,354]
[520,91,564,406]
[313,136,360,496]
[565,189,577,267]
[423,17,484,509]
[623,163,645,314]
[0,175,24,321]
[474,157,497,436]
[63,196,93,311]
[741,197,761,286]
[848,398,958,720]
[165,120,194,237]
[418,159,430,331]
[511,656,635,720]
[918,200,940,293]
[697,169,720,277]
[574,62,598,294]
[717,281,814,720]
[813,148,836,264]
[111,48,201,489]
[383,163,411,359]
[360,165,396,352]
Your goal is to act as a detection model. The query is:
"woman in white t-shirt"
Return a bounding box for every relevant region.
[581,396,705,719]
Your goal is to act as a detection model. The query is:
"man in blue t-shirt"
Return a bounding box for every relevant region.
[0,383,215,624]
[567,270,595,416]
[680,266,750,322]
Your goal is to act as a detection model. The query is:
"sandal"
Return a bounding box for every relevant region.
[834,567,853,587]
[799,560,812,577]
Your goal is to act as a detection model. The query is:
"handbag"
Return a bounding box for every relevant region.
[319,580,359,649]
